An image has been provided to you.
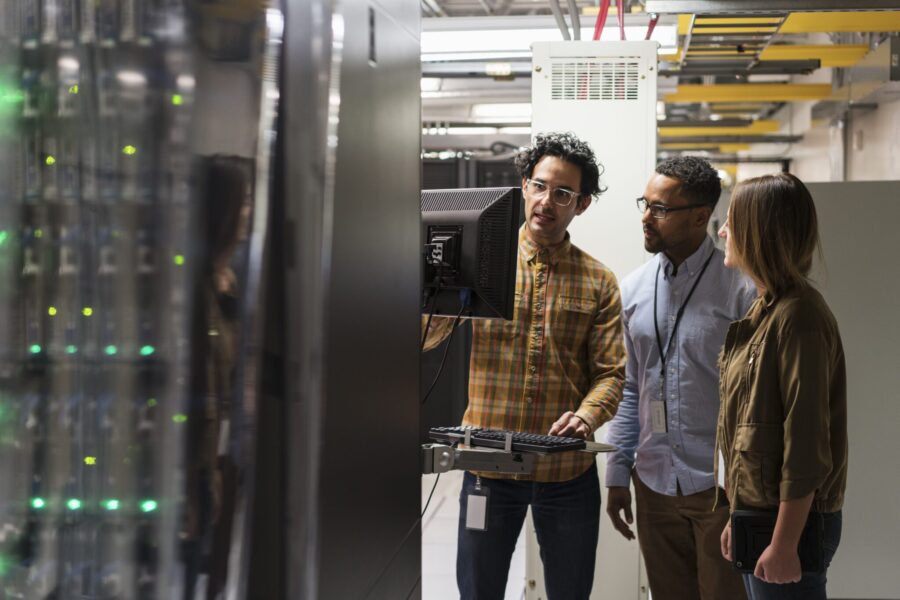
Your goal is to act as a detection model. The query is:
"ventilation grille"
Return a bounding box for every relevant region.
[550,60,640,101]
[477,197,515,309]
[422,188,511,212]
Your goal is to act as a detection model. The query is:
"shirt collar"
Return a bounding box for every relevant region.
[519,225,571,266]
[659,236,715,278]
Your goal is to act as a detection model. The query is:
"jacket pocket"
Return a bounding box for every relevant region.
[734,423,783,507]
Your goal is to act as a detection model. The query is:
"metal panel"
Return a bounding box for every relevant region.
[284,0,421,598]
[804,181,900,600]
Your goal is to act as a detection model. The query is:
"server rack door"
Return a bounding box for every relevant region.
[0,2,282,598]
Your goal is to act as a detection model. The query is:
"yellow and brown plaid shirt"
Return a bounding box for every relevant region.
[424,227,625,482]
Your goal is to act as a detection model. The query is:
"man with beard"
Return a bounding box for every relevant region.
[604,157,755,600]
[424,132,625,599]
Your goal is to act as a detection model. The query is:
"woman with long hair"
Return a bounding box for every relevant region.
[716,173,847,599]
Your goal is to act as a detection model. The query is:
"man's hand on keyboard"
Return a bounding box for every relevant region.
[548,411,591,439]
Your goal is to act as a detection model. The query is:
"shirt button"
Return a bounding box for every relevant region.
[530,365,536,372]
[526,397,533,404]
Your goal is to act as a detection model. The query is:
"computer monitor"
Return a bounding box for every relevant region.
[421,187,522,320]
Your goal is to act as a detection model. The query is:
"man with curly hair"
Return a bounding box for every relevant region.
[424,132,625,599]
[605,156,755,599]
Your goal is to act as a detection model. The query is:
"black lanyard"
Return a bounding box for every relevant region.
[653,250,716,376]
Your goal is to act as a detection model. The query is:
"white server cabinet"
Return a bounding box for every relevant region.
[527,40,658,600]
[530,40,658,279]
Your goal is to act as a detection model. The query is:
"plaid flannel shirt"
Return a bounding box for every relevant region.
[425,227,625,482]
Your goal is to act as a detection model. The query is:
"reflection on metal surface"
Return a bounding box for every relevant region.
[0,1,278,598]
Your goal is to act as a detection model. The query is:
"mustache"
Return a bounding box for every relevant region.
[643,224,657,235]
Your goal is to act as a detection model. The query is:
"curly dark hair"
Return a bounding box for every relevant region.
[655,156,721,207]
[514,132,605,202]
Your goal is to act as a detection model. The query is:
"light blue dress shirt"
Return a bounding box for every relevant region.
[606,236,757,496]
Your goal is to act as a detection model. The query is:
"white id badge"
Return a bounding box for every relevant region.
[650,401,667,433]
[465,487,489,531]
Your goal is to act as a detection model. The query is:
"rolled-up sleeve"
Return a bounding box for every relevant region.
[777,321,834,502]
[575,274,626,432]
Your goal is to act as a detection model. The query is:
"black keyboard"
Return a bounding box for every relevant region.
[429,426,587,454]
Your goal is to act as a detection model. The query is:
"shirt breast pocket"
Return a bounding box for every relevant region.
[555,296,596,347]
[683,314,727,365]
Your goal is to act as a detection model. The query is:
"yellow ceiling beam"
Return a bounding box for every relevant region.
[694,17,783,25]
[678,14,693,35]
[759,45,869,68]
[688,26,779,33]
[780,11,900,33]
[660,48,683,62]
[665,84,833,103]
[659,120,780,137]
[686,50,749,55]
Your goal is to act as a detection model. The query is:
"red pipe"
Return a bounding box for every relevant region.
[645,13,659,40]
[616,0,625,40]
[592,0,610,41]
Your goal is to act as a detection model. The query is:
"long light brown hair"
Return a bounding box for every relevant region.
[728,173,821,299]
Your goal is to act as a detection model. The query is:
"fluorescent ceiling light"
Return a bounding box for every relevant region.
[499,127,531,134]
[471,103,532,118]
[421,25,677,56]
[421,78,442,92]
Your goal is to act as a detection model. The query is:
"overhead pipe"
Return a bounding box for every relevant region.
[592,0,610,40]
[566,0,581,40]
[616,0,625,40]
[548,0,572,40]
[646,13,659,40]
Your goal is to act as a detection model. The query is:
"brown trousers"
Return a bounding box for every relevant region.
[633,473,746,600]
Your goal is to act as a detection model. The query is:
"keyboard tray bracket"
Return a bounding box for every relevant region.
[422,443,535,475]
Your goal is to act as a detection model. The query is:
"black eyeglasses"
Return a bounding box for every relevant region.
[636,197,709,220]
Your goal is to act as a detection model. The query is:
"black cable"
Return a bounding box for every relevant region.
[362,442,456,600]
[420,300,466,406]
[421,472,441,518]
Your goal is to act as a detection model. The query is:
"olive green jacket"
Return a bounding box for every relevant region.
[716,285,847,513]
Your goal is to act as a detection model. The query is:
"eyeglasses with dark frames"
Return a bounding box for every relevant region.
[525,179,581,207]
[636,197,709,220]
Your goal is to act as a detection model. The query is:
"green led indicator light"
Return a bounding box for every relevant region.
[0,230,8,245]
[48,306,57,316]
[1,91,24,103]
[139,345,155,356]
[172,414,188,424]
[34,229,43,238]
[31,497,46,510]
[68,84,79,94]
[103,499,120,511]
[140,499,157,513]
[66,345,78,354]
[173,254,185,266]
[104,345,117,356]
[172,94,183,106]
[84,456,97,465]
[147,398,158,407]
[45,155,56,166]
[66,498,82,511]
[82,307,93,316]
[28,344,41,354]
[122,145,137,156]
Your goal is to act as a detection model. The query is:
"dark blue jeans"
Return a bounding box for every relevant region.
[743,511,842,600]
[456,467,600,600]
